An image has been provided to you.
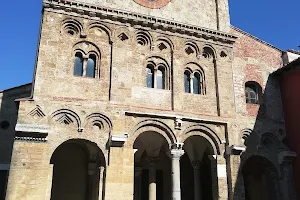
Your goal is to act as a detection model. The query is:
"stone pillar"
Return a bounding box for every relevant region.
[208,155,219,200]
[169,143,184,200]
[134,167,142,200]
[279,151,297,200]
[147,157,160,200]
[190,74,194,93]
[192,161,202,200]
[208,155,228,200]
[99,166,105,200]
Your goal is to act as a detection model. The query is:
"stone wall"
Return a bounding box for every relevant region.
[0,84,32,165]
[44,0,230,32]
[3,2,293,200]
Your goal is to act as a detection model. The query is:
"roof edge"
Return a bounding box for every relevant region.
[231,25,283,52]
[0,83,32,93]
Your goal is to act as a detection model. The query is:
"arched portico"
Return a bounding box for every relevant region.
[133,131,171,200]
[181,134,219,200]
[242,155,279,200]
[131,119,183,200]
[50,139,106,200]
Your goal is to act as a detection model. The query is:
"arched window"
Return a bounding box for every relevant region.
[245,82,261,104]
[193,72,201,94]
[74,52,83,76]
[86,54,96,78]
[146,65,154,88]
[184,70,191,93]
[157,66,165,89]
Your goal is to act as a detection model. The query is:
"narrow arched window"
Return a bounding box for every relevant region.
[74,52,83,76]
[184,71,191,93]
[146,65,154,88]
[245,82,261,104]
[157,67,165,89]
[193,72,201,94]
[86,54,96,78]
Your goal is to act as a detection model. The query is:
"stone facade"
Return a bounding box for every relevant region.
[0,0,297,200]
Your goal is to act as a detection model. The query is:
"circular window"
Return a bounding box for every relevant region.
[0,121,10,129]
[133,0,171,9]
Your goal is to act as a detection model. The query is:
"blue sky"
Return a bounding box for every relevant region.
[0,0,299,91]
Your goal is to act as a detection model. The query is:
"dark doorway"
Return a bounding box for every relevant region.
[51,143,88,200]
[0,170,8,200]
[243,156,278,200]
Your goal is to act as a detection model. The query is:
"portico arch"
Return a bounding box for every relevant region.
[181,134,217,200]
[242,155,279,200]
[50,139,106,200]
[127,119,177,148]
[181,124,222,155]
[132,121,174,200]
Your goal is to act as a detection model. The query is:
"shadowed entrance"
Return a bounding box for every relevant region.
[181,135,216,200]
[133,131,171,200]
[242,156,279,200]
[50,139,105,200]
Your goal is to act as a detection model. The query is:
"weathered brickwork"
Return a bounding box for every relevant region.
[1,0,296,200]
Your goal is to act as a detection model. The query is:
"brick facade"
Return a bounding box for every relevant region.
[0,0,296,200]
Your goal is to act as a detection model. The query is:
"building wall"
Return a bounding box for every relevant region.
[280,69,300,199]
[0,84,32,199]
[3,1,295,200]
[44,0,230,32]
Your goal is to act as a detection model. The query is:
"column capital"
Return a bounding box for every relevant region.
[147,157,160,166]
[169,143,185,159]
[191,160,202,170]
[279,151,297,165]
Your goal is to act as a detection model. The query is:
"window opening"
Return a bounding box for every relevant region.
[74,52,83,76]
[86,54,96,78]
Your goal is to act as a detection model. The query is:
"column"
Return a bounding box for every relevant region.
[169,143,185,200]
[192,161,202,200]
[99,166,105,200]
[147,157,160,200]
[190,74,194,93]
[279,151,297,200]
[134,167,142,200]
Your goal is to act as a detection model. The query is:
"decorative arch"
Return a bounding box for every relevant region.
[84,113,113,134]
[50,138,106,165]
[73,41,101,57]
[202,45,216,60]
[185,41,200,56]
[88,22,112,43]
[51,109,82,132]
[50,139,106,200]
[181,124,221,155]
[260,132,279,151]
[72,41,101,78]
[145,56,171,90]
[185,62,206,95]
[241,155,280,200]
[61,18,83,37]
[136,31,153,49]
[127,119,177,147]
[156,36,174,51]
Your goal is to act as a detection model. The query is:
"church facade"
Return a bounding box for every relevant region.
[0,0,297,200]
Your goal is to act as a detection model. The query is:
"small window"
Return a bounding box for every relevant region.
[184,71,191,93]
[74,52,83,76]
[146,65,154,88]
[193,72,201,94]
[157,67,165,89]
[245,82,261,104]
[86,54,96,78]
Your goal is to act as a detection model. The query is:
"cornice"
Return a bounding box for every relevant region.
[43,0,238,45]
